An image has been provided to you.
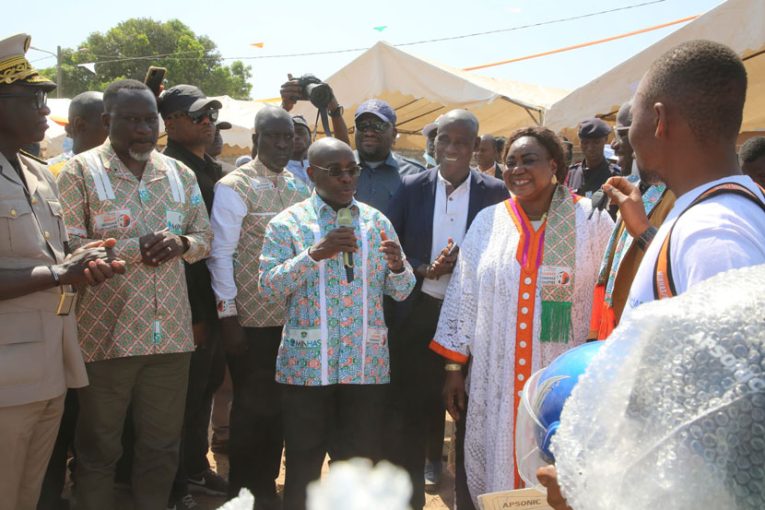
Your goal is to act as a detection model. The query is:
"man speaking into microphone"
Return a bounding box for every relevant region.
[259,137,415,510]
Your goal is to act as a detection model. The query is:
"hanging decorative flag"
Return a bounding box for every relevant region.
[251,42,265,48]
[373,26,387,32]
[78,62,96,74]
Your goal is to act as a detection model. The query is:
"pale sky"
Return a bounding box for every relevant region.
[11,0,723,100]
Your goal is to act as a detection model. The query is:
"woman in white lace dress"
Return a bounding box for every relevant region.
[429,127,613,504]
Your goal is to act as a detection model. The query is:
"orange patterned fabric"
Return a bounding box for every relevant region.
[505,198,545,488]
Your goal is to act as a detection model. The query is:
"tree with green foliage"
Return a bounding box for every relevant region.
[40,18,252,99]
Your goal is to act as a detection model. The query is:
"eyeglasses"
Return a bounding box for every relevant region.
[0,90,48,110]
[171,108,219,124]
[355,119,390,133]
[312,164,362,178]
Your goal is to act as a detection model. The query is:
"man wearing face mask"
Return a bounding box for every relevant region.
[57,79,211,510]
[353,99,424,213]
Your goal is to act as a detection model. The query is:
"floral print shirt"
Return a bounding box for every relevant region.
[259,193,415,386]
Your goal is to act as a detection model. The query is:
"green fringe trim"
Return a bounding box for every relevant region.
[540,300,572,343]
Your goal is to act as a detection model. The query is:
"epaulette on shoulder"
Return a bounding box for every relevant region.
[19,150,48,165]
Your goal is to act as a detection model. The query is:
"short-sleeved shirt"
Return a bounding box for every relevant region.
[354,151,424,213]
[625,175,765,315]
[57,141,212,362]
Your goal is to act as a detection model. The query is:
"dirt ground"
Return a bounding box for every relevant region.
[107,416,456,509]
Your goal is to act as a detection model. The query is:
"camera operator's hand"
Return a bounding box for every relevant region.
[280,77,303,112]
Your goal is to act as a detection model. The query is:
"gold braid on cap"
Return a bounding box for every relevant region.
[0,55,40,85]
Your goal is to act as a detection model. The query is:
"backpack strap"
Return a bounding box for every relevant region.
[653,183,765,300]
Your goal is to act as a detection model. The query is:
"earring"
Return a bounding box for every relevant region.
[551,174,558,185]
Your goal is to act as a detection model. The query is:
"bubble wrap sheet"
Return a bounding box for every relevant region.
[552,264,765,510]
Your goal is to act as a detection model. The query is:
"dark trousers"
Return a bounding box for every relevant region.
[171,321,226,501]
[37,390,78,509]
[226,326,284,502]
[386,292,446,510]
[281,383,387,510]
[455,394,476,510]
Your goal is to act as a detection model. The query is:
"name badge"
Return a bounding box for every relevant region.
[94,208,132,231]
[539,265,572,286]
[152,320,162,345]
[251,179,275,191]
[366,328,388,345]
[166,210,184,235]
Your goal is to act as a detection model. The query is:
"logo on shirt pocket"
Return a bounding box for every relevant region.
[166,210,185,235]
[284,327,322,348]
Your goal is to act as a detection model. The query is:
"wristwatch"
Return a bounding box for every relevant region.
[329,105,344,118]
[636,225,658,251]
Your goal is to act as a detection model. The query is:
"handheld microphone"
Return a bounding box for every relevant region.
[588,189,609,220]
[337,208,354,283]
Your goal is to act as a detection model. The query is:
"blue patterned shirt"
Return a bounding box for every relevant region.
[259,193,415,386]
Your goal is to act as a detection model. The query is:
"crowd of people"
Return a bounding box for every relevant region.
[1,28,764,510]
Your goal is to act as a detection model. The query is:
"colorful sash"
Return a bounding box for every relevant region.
[590,183,666,339]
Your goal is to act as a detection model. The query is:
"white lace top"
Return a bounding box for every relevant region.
[432,198,613,503]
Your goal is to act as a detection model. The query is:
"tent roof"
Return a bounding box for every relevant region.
[290,41,568,150]
[545,0,765,133]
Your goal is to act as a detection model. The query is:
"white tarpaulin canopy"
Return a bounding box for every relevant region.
[290,41,568,151]
[545,0,765,133]
[209,95,269,148]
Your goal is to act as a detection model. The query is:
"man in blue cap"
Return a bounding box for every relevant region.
[565,117,620,198]
[353,99,424,213]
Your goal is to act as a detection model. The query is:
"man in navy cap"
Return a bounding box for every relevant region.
[354,99,424,213]
[565,117,620,198]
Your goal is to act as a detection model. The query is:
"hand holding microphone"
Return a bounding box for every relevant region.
[307,229,357,260]
[602,176,651,237]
